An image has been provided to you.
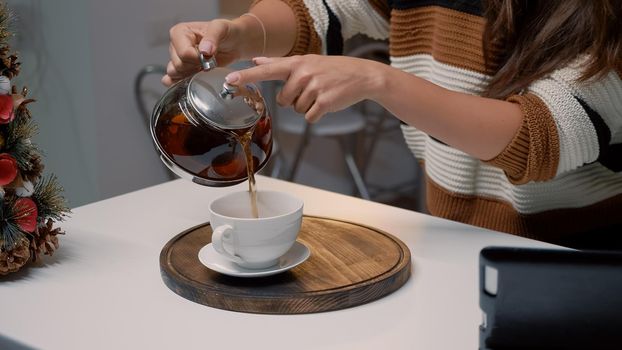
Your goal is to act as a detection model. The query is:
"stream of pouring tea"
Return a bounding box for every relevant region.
[238,128,259,218]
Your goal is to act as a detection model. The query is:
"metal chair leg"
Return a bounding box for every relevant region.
[262,139,285,178]
[270,156,283,178]
[287,122,312,181]
[338,136,371,200]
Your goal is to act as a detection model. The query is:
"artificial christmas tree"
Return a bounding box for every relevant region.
[0,2,69,275]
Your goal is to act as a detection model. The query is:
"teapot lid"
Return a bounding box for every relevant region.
[186,55,263,130]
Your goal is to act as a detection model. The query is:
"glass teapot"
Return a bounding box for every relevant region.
[150,54,272,187]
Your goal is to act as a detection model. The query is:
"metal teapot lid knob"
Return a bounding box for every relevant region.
[198,51,217,71]
[187,51,262,130]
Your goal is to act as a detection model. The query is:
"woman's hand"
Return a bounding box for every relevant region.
[162,18,263,86]
[226,55,388,122]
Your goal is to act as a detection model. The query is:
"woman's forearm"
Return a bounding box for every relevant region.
[235,0,298,59]
[373,65,524,161]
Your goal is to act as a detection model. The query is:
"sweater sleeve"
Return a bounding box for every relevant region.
[486,58,622,185]
[252,0,389,56]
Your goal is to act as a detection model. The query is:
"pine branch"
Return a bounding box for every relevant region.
[7,138,39,171]
[0,197,27,251]
[0,2,12,46]
[32,175,71,224]
[2,114,41,172]
[7,114,38,144]
[0,220,25,250]
[0,3,16,79]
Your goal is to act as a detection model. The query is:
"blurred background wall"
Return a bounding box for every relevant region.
[6,0,220,206]
[5,0,421,211]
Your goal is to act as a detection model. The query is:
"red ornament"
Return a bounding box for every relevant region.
[14,197,38,233]
[0,94,14,124]
[0,153,18,185]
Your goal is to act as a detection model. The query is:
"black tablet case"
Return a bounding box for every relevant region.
[479,246,622,349]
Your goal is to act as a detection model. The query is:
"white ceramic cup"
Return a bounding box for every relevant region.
[209,190,304,269]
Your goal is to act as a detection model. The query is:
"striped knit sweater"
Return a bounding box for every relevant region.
[257,0,622,240]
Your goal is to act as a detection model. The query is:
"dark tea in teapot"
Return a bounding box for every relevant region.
[154,105,272,181]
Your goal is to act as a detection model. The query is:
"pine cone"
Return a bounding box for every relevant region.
[30,219,63,260]
[1,53,19,79]
[0,45,9,69]
[21,153,44,182]
[0,237,30,275]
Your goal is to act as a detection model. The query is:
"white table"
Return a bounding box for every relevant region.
[0,176,555,349]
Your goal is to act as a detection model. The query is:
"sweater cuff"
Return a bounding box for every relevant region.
[485,93,560,185]
[251,0,321,56]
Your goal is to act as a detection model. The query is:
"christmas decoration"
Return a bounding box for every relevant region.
[0,2,69,275]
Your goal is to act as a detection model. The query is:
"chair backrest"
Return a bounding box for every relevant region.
[134,64,167,129]
[345,41,389,63]
[134,64,176,180]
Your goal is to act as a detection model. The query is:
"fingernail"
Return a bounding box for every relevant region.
[199,41,213,55]
[253,56,268,64]
[225,72,240,84]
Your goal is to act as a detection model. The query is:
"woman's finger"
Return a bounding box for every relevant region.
[305,97,329,123]
[161,74,174,87]
[252,56,286,65]
[195,19,229,55]
[252,56,272,65]
[169,23,202,67]
[226,59,293,85]
[166,61,180,78]
[169,44,186,73]
[293,85,316,113]
[168,21,227,76]
[278,75,306,107]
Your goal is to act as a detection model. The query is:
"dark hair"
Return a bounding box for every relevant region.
[483,0,622,98]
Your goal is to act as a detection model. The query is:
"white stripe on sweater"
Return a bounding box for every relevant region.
[403,125,622,214]
[324,0,389,41]
[560,69,622,144]
[303,0,389,55]
[391,54,489,94]
[302,0,329,54]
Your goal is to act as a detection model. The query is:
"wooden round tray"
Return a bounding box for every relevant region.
[160,215,411,314]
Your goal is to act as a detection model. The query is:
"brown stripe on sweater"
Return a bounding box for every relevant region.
[485,93,559,184]
[425,177,622,241]
[390,6,502,74]
[253,0,321,56]
[368,0,391,20]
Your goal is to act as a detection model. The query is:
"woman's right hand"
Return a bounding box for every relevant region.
[162,19,248,86]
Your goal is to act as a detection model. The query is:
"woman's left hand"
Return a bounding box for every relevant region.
[225,55,387,123]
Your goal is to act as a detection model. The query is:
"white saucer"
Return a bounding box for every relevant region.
[198,241,311,278]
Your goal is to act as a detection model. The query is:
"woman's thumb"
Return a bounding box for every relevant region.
[197,19,230,56]
[198,39,214,55]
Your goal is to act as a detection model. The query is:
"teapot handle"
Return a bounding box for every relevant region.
[197,48,217,71]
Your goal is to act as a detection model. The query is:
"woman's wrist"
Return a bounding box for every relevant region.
[231,15,265,60]
[367,61,399,104]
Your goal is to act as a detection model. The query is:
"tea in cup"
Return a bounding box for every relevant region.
[209,190,304,269]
